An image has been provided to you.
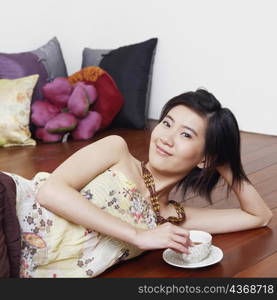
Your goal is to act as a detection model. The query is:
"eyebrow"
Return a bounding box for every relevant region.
[165,115,198,137]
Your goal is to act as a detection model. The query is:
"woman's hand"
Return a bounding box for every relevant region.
[134,222,192,254]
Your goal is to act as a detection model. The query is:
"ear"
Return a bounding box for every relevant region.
[197,158,206,169]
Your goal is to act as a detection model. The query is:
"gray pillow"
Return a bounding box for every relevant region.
[32,37,68,82]
[82,48,111,68]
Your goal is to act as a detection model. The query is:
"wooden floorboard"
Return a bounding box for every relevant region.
[242,143,277,163]
[234,252,277,278]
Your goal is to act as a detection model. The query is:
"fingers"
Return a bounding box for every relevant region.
[172,234,190,249]
[188,239,194,247]
[161,222,192,253]
[169,241,190,254]
[173,227,194,247]
[169,223,189,237]
[173,227,193,247]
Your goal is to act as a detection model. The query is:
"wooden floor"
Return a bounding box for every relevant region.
[0,119,277,277]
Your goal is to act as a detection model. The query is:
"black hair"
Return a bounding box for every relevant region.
[159,89,251,203]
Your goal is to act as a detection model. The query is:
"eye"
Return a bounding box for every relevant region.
[181,132,192,139]
[162,120,170,127]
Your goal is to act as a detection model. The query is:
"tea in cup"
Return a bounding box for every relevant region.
[182,230,212,263]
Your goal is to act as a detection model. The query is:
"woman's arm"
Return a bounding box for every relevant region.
[37,135,190,253]
[181,165,273,234]
[37,135,136,242]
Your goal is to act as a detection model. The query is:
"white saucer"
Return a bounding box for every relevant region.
[162,245,223,269]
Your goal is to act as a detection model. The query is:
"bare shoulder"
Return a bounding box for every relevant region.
[90,134,128,151]
[89,134,132,168]
[103,134,130,161]
[76,134,129,159]
[105,134,127,146]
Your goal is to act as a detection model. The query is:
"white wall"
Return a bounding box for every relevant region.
[1,0,276,135]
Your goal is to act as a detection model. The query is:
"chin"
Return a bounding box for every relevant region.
[148,142,195,175]
[148,144,171,169]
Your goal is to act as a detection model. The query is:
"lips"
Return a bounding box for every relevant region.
[156,145,172,156]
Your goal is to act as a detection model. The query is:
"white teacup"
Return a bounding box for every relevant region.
[182,230,212,263]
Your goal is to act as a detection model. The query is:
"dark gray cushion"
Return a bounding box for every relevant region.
[82,38,158,129]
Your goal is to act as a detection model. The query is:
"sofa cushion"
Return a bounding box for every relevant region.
[0,52,47,111]
[0,172,21,278]
[82,48,110,68]
[0,37,68,136]
[0,75,38,147]
[68,66,124,130]
[82,38,158,129]
[32,37,68,82]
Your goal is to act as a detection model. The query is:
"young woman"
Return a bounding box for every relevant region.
[2,89,272,277]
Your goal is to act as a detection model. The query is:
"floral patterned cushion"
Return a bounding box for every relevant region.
[0,75,38,147]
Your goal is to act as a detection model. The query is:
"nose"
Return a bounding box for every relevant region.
[160,133,174,147]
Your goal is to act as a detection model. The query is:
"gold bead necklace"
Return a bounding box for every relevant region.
[141,161,186,225]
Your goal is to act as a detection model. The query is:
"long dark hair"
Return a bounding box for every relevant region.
[159,89,251,203]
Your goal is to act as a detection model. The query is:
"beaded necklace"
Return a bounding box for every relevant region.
[141,161,186,225]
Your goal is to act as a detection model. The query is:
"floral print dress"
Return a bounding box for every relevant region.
[3,168,157,278]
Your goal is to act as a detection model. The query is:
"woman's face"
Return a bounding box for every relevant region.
[149,105,207,176]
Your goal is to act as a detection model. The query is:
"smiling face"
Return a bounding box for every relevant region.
[148,105,207,177]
